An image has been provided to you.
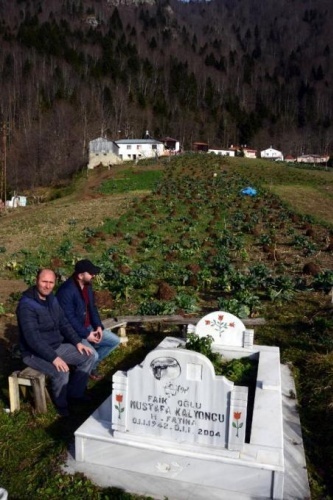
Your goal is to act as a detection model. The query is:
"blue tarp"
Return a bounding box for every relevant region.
[240,186,257,196]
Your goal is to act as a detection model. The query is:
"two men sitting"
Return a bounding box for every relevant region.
[16,260,119,416]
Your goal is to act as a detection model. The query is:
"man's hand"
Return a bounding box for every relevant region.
[77,342,93,355]
[87,330,102,344]
[53,356,70,372]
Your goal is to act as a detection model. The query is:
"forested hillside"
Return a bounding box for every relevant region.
[0,0,333,189]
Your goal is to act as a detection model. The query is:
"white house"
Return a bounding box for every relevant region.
[261,146,284,161]
[297,154,329,164]
[115,139,165,161]
[243,147,257,159]
[88,137,121,169]
[208,148,235,157]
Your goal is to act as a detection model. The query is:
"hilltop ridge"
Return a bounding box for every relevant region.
[0,0,332,190]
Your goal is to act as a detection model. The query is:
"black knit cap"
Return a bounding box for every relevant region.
[75,259,101,275]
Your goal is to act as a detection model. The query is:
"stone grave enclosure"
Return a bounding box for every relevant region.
[73,311,310,500]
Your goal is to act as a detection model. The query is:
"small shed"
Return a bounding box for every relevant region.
[161,137,180,154]
[285,155,296,163]
[193,142,209,152]
[6,195,27,208]
[243,147,257,159]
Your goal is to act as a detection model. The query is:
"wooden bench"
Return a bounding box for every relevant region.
[103,316,265,337]
[8,367,51,414]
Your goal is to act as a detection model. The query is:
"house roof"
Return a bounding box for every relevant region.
[115,139,163,145]
[209,147,233,152]
[298,153,326,158]
[90,137,111,143]
[161,137,178,142]
[261,147,282,154]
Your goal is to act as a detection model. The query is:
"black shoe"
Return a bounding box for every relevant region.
[68,394,92,404]
[89,371,103,381]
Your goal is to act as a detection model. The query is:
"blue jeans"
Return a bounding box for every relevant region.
[82,328,120,372]
[23,343,95,410]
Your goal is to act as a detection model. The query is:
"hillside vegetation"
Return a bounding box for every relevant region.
[0,155,333,498]
[0,0,333,190]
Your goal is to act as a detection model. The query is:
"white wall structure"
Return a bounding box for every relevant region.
[260,146,284,161]
[5,195,27,207]
[115,139,165,161]
[88,137,121,169]
[208,149,235,157]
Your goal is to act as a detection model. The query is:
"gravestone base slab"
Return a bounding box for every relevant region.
[68,364,310,499]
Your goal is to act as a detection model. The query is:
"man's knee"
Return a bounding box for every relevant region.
[82,340,99,363]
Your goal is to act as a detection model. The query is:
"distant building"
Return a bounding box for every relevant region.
[297,154,329,164]
[242,147,257,159]
[285,155,296,163]
[88,137,165,168]
[193,142,209,152]
[88,137,121,169]
[160,137,181,154]
[6,195,27,208]
[260,146,284,161]
[208,148,235,157]
[115,139,164,161]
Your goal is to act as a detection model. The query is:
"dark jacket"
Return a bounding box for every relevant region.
[16,286,82,362]
[56,276,103,339]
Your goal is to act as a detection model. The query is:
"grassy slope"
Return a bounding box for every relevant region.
[235,160,333,225]
[0,156,333,499]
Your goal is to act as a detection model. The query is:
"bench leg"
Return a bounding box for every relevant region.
[31,375,48,414]
[8,375,20,412]
[118,326,128,345]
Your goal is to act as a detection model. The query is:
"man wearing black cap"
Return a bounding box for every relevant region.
[56,259,120,380]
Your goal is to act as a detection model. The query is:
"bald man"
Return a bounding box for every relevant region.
[16,269,94,417]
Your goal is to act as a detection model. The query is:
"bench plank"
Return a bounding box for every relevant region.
[103,315,265,329]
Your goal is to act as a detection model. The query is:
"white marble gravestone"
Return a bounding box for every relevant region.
[73,311,310,499]
[112,336,248,451]
[192,310,254,353]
